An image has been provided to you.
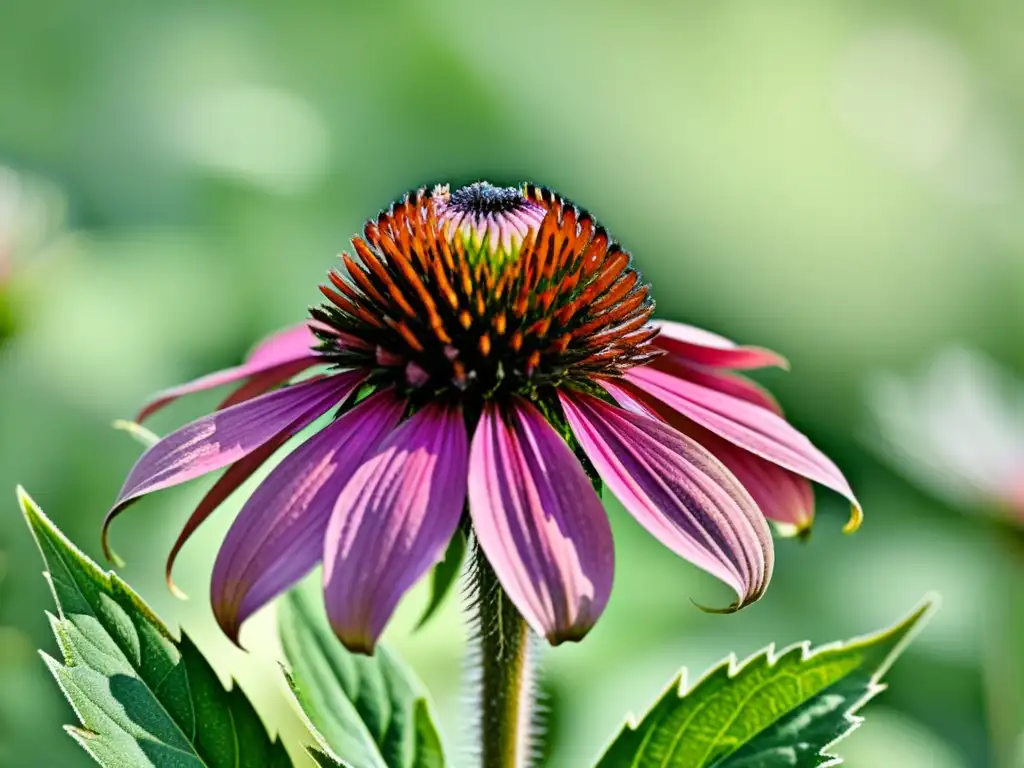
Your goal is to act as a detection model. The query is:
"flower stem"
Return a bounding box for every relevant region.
[470,542,534,768]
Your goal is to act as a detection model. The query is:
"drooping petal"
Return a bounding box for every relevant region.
[323,401,468,653]
[105,371,365,558]
[649,354,784,415]
[654,320,788,370]
[706,438,815,532]
[469,398,614,644]
[211,390,406,642]
[662,423,814,532]
[247,322,323,366]
[165,430,293,596]
[598,377,663,420]
[559,389,773,609]
[600,378,814,531]
[626,364,861,529]
[215,358,321,411]
[136,323,324,422]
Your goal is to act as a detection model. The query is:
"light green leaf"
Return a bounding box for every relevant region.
[111,419,160,449]
[18,487,292,768]
[415,528,466,630]
[595,596,936,768]
[278,583,446,768]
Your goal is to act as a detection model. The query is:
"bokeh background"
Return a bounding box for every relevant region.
[1,1,1022,766]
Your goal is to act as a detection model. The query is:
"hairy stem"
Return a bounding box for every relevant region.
[469,542,535,768]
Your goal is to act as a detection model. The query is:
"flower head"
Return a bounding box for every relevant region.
[108,181,860,653]
[869,347,1024,525]
[311,182,658,400]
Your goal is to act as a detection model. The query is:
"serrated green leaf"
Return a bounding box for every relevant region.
[415,528,466,630]
[17,487,292,768]
[595,596,936,768]
[278,583,446,768]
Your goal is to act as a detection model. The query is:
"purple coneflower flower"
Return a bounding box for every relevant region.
[107,182,860,653]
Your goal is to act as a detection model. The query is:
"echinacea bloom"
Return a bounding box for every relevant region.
[108,181,860,653]
[869,347,1024,526]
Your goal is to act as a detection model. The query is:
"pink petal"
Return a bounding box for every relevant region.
[323,401,468,654]
[600,377,669,420]
[679,426,815,532]
[105,371,365,559]
[626,365,861,528]
[165,431,293,596]
[137,323,324,422]
[216,359,322,411]
[600,378,813,531]
[247,322,323,366]
[469,398,614,644]
[560,389,773,609]
[649,354,784,415]
[211,390,406,642]
[654,319,788,370]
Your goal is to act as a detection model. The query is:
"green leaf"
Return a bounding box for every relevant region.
[278,583,446,768]
[17,487,292,768]
[415,528,466,630]
[595,596,936,768]
[305,747,345,768]
[111,419,160,449]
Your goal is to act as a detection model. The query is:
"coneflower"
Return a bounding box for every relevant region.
[107,181,861,653]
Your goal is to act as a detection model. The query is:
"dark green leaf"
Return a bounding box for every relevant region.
[278,583,446,768]
[595,596,936,768]
[18,487,292,768]
[305,746,346,768]
[410,700,444,768]
[415,529,466,630]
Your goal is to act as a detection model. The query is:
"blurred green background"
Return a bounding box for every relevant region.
[1,1,1022,766]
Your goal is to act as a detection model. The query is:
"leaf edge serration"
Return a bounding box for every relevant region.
[17,485,291,768]
[596,594,938,768]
